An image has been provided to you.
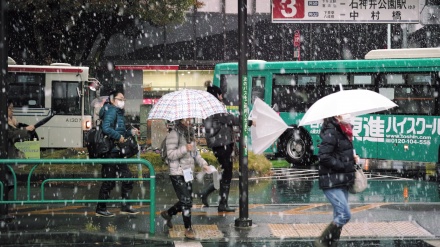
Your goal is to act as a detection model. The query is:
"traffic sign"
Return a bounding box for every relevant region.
[272,0,419,23]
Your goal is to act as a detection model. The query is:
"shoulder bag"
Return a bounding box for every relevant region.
[349,164,368,194]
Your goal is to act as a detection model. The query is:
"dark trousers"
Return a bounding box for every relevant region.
[0,165,13,216]
[97,152,133,210]
[212,143,234,182]
[167,175,193,229]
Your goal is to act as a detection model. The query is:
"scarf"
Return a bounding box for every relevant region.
[338,122,353,142]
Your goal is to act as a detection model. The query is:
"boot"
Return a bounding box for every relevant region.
[314,222,340,247]
[200,183,216,207]
[218,180,235,212]
[329,225,342,247]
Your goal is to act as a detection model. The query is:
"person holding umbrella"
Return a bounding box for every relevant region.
[200,81,255,212]
[160,118,210,239]
[314,114,360,247]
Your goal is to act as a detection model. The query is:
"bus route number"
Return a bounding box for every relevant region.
[273,0,305,19]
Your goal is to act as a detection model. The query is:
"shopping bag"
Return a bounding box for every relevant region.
[349,164,368,194]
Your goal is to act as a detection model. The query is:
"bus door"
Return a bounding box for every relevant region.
[249,72,271,106]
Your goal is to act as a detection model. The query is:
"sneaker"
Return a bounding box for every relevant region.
[185,228,196,239]
[160,211,173,228]
[120,207,139,215]
[95,209,115,217]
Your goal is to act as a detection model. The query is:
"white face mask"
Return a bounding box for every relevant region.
[116,101,125,109]
[340,114,352,124]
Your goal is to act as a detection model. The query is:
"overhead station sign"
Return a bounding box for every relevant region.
[272,0,419,23]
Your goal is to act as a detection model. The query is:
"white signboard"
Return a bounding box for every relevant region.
[272,0,419,23]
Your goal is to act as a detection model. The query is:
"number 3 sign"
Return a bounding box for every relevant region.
[272,0,305,21]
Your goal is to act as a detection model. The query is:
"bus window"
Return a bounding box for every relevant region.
[8,74,45,108]
[352,75,373,85]
[52,81,81,115]
[383,74,404,85]
[220,74,239,106]
[272,74,320,112]
[381,73,434,115]
[325,74,349,85]
[251,77,265,103]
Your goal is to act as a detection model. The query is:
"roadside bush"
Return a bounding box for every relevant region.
[19,147,272,177]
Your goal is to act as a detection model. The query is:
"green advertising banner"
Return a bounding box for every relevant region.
[15,141,40,159]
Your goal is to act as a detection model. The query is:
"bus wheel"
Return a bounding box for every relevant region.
[279,128,313,166]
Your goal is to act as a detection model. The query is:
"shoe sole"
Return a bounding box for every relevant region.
[95,213,115,217]
[120,211,140,215]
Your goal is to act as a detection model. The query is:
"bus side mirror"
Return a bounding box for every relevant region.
[88,78,102,91]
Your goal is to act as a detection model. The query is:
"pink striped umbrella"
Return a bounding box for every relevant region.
[147,89,227,121]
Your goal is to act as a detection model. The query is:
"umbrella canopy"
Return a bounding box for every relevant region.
[147,89,227,121]
[299,89,398,126]
[251,98,291,154]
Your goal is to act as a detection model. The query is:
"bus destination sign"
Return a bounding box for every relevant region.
[272,0,419,23]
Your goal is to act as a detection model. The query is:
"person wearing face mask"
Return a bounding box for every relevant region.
[95,90,140,217]
[160,118,210,239]
[314,114,359,247]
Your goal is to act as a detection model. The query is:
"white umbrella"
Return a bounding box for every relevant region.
[147,89,227,121]
[251,98,291,154]
[298,89,398,126]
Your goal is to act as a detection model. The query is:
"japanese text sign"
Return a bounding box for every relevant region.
[272,0,419,23]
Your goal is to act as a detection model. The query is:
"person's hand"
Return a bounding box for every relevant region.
[186,143,193,151]
[131,128,140,136]
[354,155,360,164]
[119,135,125,143]
[202,165,210,173]
[26,125,35,131]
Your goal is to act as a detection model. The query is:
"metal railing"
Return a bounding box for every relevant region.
[0,158,156,234]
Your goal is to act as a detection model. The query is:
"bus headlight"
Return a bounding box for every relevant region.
[85,120,91,129]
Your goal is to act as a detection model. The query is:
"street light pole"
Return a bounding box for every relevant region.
[235,0,252,228]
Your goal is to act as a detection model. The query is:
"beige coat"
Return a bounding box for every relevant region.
[165,129,207,176]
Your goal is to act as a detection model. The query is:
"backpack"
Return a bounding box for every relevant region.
[160,130,178,163]
[160,137,168,162]
[85,122,114,158]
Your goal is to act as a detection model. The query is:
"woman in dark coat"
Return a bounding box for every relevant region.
[314,114,359,247]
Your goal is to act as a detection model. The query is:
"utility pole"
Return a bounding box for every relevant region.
[235,0,252,228]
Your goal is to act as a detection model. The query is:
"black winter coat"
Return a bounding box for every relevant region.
[318,118,356,189]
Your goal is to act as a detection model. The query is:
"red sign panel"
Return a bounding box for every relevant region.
[272,0,305,20]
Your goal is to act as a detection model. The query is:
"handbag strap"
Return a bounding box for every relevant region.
[354,164,362,170]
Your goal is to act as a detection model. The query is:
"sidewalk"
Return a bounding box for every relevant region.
[1,202,440,246]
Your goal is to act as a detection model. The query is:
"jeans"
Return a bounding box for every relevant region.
[323,187,351,227]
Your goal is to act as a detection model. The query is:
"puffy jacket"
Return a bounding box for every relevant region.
[99,103,132,152]
[165,128,208,176]
[318,117,356,189]
[204,113,239,148]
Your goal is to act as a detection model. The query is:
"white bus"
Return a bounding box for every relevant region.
[6,58,95,148]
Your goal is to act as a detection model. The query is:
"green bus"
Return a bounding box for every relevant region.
[212,48,440,167]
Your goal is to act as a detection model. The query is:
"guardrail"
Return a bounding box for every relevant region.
[0,158,156,234]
